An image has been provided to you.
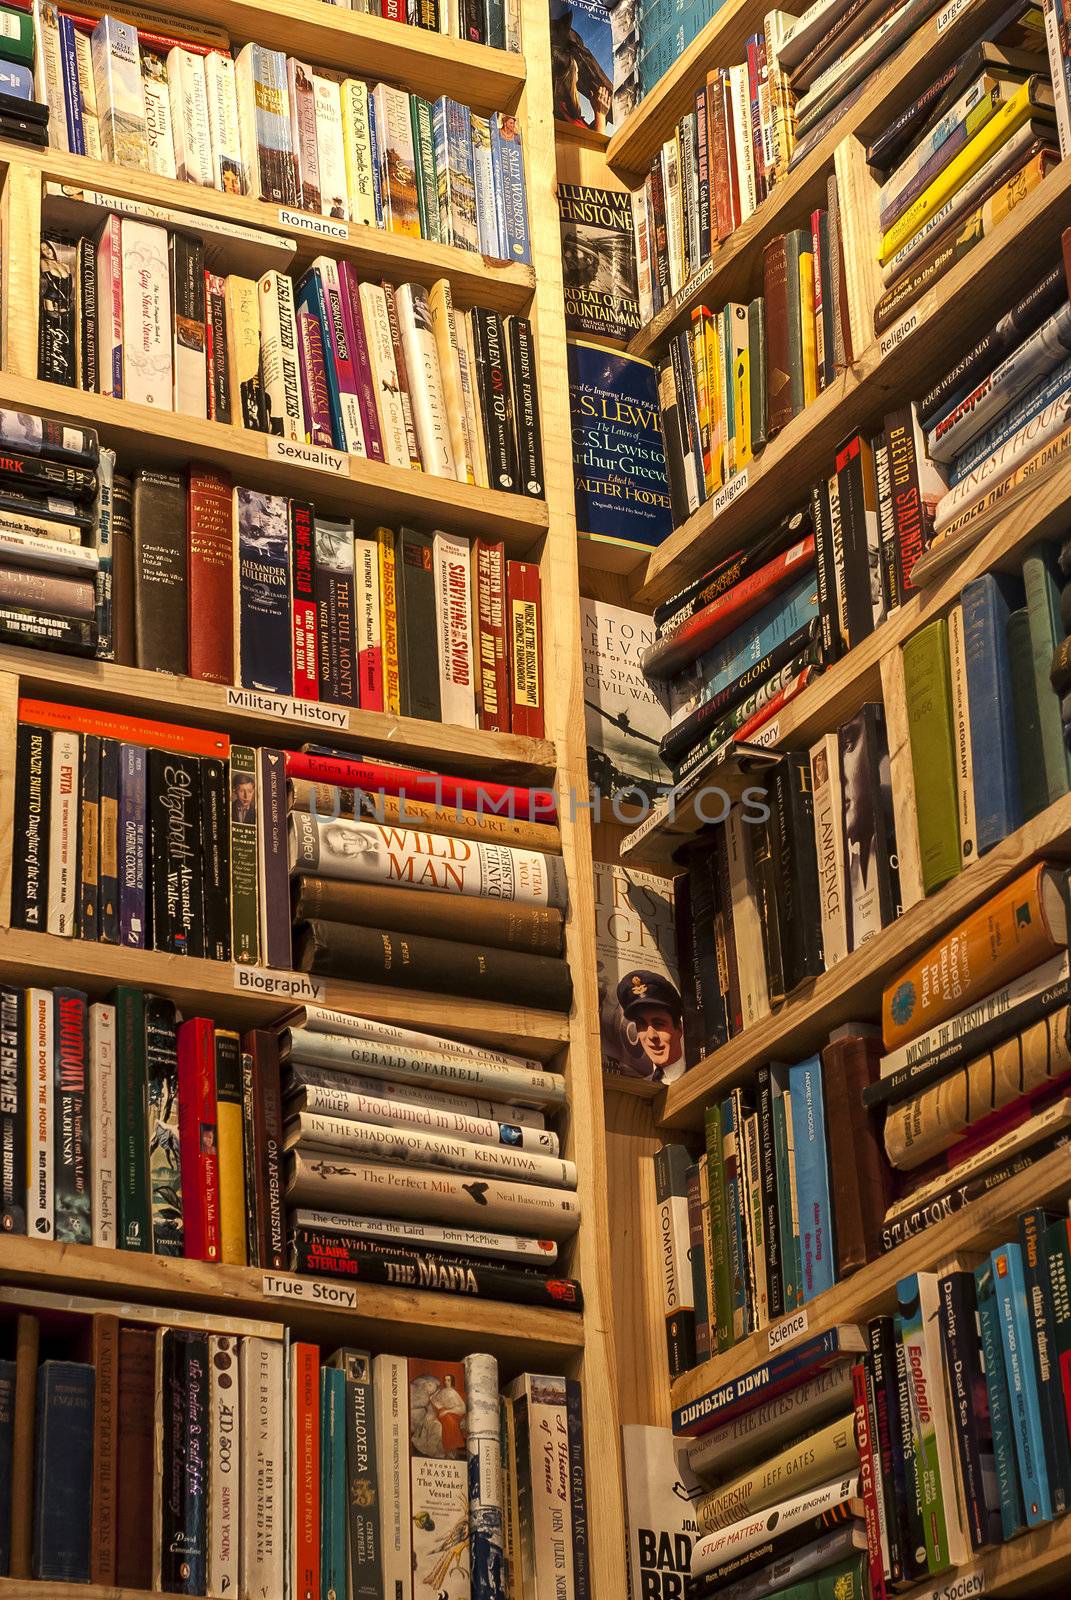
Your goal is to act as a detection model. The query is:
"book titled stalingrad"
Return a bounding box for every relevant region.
[568,340,672,550]
[559,184,640,342]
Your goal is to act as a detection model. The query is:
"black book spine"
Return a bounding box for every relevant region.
[160,1332,208,1596]
[882,1134,1071,1251]
[461,0,484,42]
[342,1357,381,1598]
[314,556,340,704]
[0,987,25,1234]
[0,452,96,500]
[291,1230,583,1309]
[329,558,359,711]
[754,1067,783,1322]
[199,757,230,962]
[38,233,77,387]
[892,1323,928,1571]
[866,702,901,925]
[674,873,705,1069]
[657,354,690,527]
[835,435,875,649]
[472,307,517,492]
[52,987,90,1245]
[11,723,50,931]
[566,1377,590,1600]
[240,1047,261,1267]
[77,236,98,395]
[98,737,120,945]
[78,733,100,942]
[145,995,183,1257]
[688,849,727,1054]
[1019,1207,1071,1515]
[864,1328,902,1584]
[773,754,823,990]
[750,809,785,1006]
[673,327,703,494]
[147,750,204,957]
[207,280,231,425]
[937,1273,1003,1552]
[870,1315,923,1582]
[394,528,441,722]
[258,750,291,971]
[32,1363,94,1581]
[0,608,95,654]
[508,315,544,498]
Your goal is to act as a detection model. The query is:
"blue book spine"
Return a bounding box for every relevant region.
[0,62,32,98]
[366,95,384,225]
[234,488,293,695]
[990,1242,1053,1526]
[321,1366,347,1600]
[118,742,147,949]
[295,272,345,452]
[788,1055,835,1303]
[696,572,820,701]
[720,1094,747,1340]
[57,14,84,155]
[33,1362,94,1581]
[673,1325,851,1433]
[0,1359,13,1576]
[490,113,531,265]
[950,357,1071,484]
[1018,1208,1071,1515]
[961,572,1023,852]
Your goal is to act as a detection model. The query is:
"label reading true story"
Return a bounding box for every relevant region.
[232,967,323,1000]
[225,685,348,728]
[262,1272,358,1308]
[265,436,349,476]
[768,1305,809,1352]
[277,207,349,240]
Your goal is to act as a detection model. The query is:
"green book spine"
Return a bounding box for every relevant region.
[748,296,767,450]
[703,1102,734,1353]
[228,744,259,965]
[410,97,440,244]
[115,985,149,1253]
[320,1365,347,1600]
[1007,607,1049,823]
[898,1281,953,1574]
[815,1552,869,1598]
[784,229,808,418]
[1022,542,1071,807]
[770,1077,796,1309]
[902,617,961,895]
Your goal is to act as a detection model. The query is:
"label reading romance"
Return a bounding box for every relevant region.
[711,467,749,520]
[233,967,323,1000]
[262,1273,358,1309]
[277,207,349,240]
[225,685,348,728]
[878,291,936,360]
[265,436,349,476]
[768,1306,809,1352]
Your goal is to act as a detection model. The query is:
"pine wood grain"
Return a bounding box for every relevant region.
[1,161,40,379]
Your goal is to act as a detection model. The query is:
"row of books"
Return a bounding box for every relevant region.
[27,3,530,250]
[314,0,523,46]
[1,1301,586,1598]
[9,705,574,1007]
[40,213,543,493]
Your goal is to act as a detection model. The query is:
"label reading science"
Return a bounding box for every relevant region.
[768,1306,809,1352]
[277,207,349,240]
[265,437,349,475]
[711,467,749,520]
[225,685,348,728]
[233,967,323,1000]
[262,1273,358,1308]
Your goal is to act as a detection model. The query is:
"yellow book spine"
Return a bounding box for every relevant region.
[692,314,713,496]
[704,312,724,486]
[734,346,752,468]
[799,252,818,407]
[880,76,1044,261]
[341,79,377,230]
[377,526,401,714]
[214,1029,248,1267]
[224,276,261,432]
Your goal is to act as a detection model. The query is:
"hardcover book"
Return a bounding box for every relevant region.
[594,861,681,1082]
[581,598,671,798]
[622,1425,703,1597]
[569,340,673,549]
[550,0,617,134]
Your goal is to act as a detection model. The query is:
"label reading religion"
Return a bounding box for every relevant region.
[569,339,673,550]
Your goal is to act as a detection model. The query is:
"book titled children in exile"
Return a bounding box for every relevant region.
[594,861,681,1082]
[569,339,672,550]
[581,597,670,798]
[559,183,640,342]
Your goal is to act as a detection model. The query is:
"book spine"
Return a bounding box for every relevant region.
[473,540,510,733]
[205,49,242,193]
[257,748,292,971]
[12,725,50,933]
[975,1258,1026,1540]
[992,1243,1053,1524]
[939,1272,1002,1550]
[77,734,100,942]
[433,530,476,729]
[25,988,53,1242]
[228,743,259,966]
[258,271,304,442]
[177,1018,220,1263]
[148,750,203,957]
[47,728,79,938]
[373,1356,409,1599]
[207,1333,239,1597]
[289,499,320,702]
[144,998,182,1257]
[52,987,90,1244]
[0,989,24,1236]
[1020,1208,1071,1513]
[115,987,148,1252]
[506,559,543,738]
[508,315,544,498]
[239,1338,284,1596]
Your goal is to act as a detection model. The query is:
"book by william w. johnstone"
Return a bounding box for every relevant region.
[559,183,640,343]
[569,339,673,550]
[594,862,682,1083]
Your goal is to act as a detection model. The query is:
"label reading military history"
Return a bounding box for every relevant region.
[232,967,322,999]
[262,1272,358,1308]
[710,467,749,519]
[225,685,348,728]
[277,207,349,240]
[768,1305,809,1351]
[265,437,348,475]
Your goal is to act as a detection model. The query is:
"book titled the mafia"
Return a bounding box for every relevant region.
[622,1425,703,1600]
[559,184,640,341]
[569,340,672,549]
[594,862,681,1082]
[582,598,671,798]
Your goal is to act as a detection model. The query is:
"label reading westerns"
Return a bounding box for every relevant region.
[278,207,349,241]
[265,436,349,476]
[768,1305,808,1352]
[225,685,348,728]
[233,967,323,1000]
[262,1272,357,1309]
[878,290,937,360]
[711,467,749,520]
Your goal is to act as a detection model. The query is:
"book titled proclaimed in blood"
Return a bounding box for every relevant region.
[568,339,672,550]
[581,598,670,799]
[594,861,681,1082]
[559,183,640,342]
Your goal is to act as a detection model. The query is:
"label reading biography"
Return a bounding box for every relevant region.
[225,685,348,728]
[878,291,936,359]
[768,1306,809,1352]
[262,1272,358,1308]
[265,436,349,476]
[233,967,323,999]
[277,207,349,240]
[710,467,749,519]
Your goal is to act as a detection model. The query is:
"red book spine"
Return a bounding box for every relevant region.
[506,559,544,739]
[380,0,404,17]
[745,36,766,204]
[289,500,319,701]
[722,70,742,231]
[733,665,815,742]
[187,466,234,686]
[177,1018,221,1263]
[474,539,510,733]
[339,262,385,465]
[282,750,557,821]
[292,1343,320,1600]
[853,1362,889,1599]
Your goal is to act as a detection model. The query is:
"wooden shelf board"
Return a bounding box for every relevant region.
[6,143,534,313]
[630,156,1071,609]
[660,786,1071,1129]
[0,374,548,547]
[576,531,655,575]
[0,644,556,782]
[0,927,571,1057]
[0,1235,584,1366]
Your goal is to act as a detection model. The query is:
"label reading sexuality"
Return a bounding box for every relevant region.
[265,436,349,476]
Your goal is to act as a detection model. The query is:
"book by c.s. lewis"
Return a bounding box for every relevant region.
[594,861,681,1082]
[550,0,616,134]
[622,1424,703,1599]
[581,597,670,799]
[569,340,672,549]
[558,183,640,342]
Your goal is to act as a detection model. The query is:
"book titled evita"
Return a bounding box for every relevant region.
[569,340,673,550]
[594,861,682,1082]
[559,183,640,342]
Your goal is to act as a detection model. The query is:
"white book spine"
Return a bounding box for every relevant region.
[48,730,79,937]
[89,1001,116,1248]
[433,530,477,728]
[287,1031,559,1107]
[74,29,102,160]
[930,302,1071,463]
[633,184,654,326]
[33,0,68,152]
[167,47,214,188]
[25,988,53,1241]
[170,235,208,420]
[396,283,455,477]
[204,49,243,194]
[141,60,178,180]
[289,1110,576,1188]
[233,43,261,198]
[471,115,500,256]
[238,1336,284,1600]
[295,1068,555,1147]
[358,284,408,467]
[454,310,487,488]
[288,59,321,215]
[313,75,348,221]
[0,529,99,571]
[1043,0,1071,159]
[372,82,418,235]
[290,1005,544,1076]
[692,1475,860,1576]
[292,1208,559,1263]
[258,271,305,442]
[91,14,148,168]
[120,217,173,408]
[317,256,366,455]
[934,386,1071,531]
[515,1374,575,1600]
[730,63,758,220]
[373,1354,412,1600]
[340,78,378,228]
[726,803,771,1027]
[208,1332,240,1599]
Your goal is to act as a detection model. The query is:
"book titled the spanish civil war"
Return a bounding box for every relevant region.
[559,184,640,342]
[581,597,671,798]
[569,340,672,550]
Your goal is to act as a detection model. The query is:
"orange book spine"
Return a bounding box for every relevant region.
[377,527,401,716]
[506,560,544,739]
[291,1342,320,1600]
[18,698,230,757]
[882,863,1065,1050]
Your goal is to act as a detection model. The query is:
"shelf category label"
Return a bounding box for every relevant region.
[262,1272,358,1309]
[225,685,348,728]
[935,0,971,30]
[768,1305,809,1352]
[277,207,349,240]
[233,966,323,1000]
[265,436,350,476]
[710,466,749,520]
[878,290,937,360]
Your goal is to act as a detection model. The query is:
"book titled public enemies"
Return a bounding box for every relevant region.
[568,340,672,550]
